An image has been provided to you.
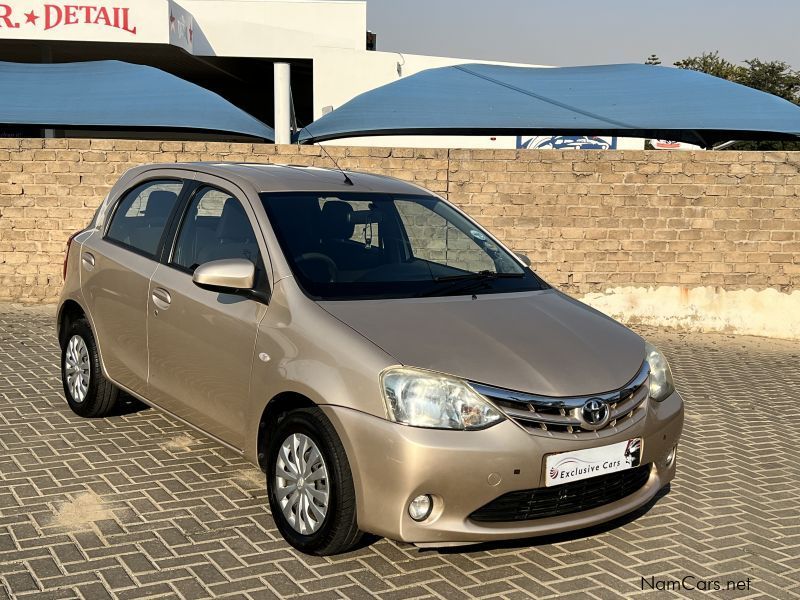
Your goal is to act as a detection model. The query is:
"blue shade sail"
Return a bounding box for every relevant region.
[0,60,274,141]
[297,63,800,146]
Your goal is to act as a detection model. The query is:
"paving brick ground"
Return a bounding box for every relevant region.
[0,304,799,599]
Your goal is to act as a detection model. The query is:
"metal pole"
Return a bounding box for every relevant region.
[274,62,291,145]
[42,45,55,139]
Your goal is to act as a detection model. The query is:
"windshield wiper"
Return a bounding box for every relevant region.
[417,270,524,297]
[433,270,523,282]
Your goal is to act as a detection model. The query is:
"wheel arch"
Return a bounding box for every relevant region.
[256,391,317,471]
[57,299,87,348]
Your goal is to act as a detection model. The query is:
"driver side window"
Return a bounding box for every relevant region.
[172,187,260,272]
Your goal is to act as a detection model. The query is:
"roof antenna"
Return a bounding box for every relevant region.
[293,111,354,186]
[318,142,354,186]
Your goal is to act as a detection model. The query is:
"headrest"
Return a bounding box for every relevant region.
[143,190,178,221]
[320,201,355,241]
[216,198,253,241]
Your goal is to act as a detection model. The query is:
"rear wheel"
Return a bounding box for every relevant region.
[266,407,363,555]
[61,318,119,418]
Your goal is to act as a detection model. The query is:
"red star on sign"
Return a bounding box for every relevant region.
[24,10,39,25]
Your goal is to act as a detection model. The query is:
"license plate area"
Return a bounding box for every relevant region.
[545,438,642,487]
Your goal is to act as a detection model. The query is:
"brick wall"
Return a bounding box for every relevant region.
[1,138,799,303]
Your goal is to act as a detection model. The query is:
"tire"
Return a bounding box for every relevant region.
[266,407,363,555]
[61,317,119,418]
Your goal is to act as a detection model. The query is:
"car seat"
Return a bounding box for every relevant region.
[126,190,178,253]
[196,199,258,265]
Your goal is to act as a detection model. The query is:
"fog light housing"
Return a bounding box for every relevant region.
[408,495,433,521]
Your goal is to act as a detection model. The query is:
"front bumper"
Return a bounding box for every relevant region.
[322,390,683,545]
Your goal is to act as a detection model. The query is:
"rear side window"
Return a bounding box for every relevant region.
[106,180,183,256]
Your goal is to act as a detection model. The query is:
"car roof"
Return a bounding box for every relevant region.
[133,162,431,196]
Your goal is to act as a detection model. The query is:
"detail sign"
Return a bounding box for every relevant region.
[0,0,193,51]
[0,4,137,33]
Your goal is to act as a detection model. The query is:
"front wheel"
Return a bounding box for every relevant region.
[266,407,363,555]
[61,318,119,418]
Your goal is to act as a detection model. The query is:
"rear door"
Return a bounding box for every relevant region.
[80,177,185,396]
[146,179,269,448]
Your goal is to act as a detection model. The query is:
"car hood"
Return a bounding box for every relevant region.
[319,289,645,397]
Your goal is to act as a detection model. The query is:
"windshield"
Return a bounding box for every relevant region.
[260,192,548,300]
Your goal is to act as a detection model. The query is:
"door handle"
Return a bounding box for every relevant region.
[151,288,172,310]
[81,252,95,270]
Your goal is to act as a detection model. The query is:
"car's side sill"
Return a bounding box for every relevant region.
[106,377,250,463]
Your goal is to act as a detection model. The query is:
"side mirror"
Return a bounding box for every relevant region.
[192,258,255,292]
[516,253,532,267]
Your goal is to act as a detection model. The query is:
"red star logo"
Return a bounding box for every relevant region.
[24,10,39,25]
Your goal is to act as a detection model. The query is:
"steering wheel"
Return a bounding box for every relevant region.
[296,253,338,283]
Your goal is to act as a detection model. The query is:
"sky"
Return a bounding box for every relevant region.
[364,0,799,69]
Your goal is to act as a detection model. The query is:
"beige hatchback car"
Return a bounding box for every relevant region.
[58,163,683,555]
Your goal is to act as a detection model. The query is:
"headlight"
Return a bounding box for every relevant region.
[645,342,675,401]
[381,367,504,430]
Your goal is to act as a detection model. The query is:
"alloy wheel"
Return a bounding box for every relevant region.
[64,334,90,403]
[274,433,330,534]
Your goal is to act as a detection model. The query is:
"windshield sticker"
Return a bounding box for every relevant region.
[470,230,487,241]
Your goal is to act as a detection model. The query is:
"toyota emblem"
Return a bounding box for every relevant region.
[580,398,610,429]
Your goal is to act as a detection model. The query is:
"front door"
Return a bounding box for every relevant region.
[81,179,183,396]
[146,184,268,449]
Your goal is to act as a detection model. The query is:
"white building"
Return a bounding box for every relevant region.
[0,0,643,148]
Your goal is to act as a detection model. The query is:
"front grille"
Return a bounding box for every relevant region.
[469,464,652,522]
[470,362,650,437]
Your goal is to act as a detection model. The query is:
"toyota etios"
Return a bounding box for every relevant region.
[59,163,683,555]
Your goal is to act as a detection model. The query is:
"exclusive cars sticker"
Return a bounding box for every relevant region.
[546,438,642,487]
